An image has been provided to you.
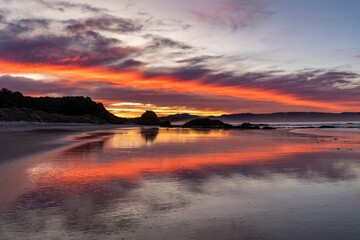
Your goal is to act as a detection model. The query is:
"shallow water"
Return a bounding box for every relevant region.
[1,128,360,240]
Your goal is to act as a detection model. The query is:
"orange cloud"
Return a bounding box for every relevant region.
[0,59,357,112]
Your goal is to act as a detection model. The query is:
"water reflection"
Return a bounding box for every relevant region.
[140,128,159,143]
[1,128,360,240]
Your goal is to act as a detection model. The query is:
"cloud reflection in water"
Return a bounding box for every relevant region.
[1,128,360,240]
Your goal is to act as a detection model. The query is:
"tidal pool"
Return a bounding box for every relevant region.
[0,128,360,240]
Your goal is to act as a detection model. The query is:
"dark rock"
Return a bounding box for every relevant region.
[136,110,161,125]
[136,111,173,126]
[182,118,233,128]
[234,122,261,129]
[159,120,172,127]
[262,126,276,130]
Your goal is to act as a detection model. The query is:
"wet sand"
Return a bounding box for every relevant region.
[0,126,359,239]
[0,122,128,210]
[0,122,127,162]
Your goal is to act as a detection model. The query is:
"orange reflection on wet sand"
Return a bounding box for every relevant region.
[27,128,359,185]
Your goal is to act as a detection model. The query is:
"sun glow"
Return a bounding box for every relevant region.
[0,59,358,114]
[107,101,229,117]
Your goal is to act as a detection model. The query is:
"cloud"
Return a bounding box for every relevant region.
[0,18,50,36]
[198,68,360,103]
[176,55,222,65]
[144,34,192,50]
[0,9,7,22]
[65,16,143,34]
[194,0,272,31]
[113,59,146,70]
[0,17,139,66]
[0,1,359,114]
[0,74,233,115]
[35,0,107,13]
[2,58,359,112]
[0,75,70,94]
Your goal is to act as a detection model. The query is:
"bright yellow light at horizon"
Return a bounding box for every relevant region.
[106,101,229,118]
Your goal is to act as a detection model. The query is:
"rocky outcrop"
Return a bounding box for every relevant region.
[182,118,274,130]
[136,110,161,125]
[235,122,260,129]
[136,110,172,126]
[182,118,233,128]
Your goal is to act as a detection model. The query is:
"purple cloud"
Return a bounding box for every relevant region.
[0,17,138,66]
[194,0,272,31]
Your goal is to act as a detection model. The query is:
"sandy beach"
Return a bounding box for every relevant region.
[0,124,359,240]
[1,122,357,163]
[0,122,128,162]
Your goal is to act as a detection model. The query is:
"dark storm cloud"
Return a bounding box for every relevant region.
[35,0,107,13]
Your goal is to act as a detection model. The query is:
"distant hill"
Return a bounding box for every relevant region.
[218,112,360,123]
[160,113,200,123]
[162,113,199,121]
[165,112,360,124]
[0,88,125,124]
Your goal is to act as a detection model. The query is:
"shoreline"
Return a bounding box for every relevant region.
[1,122,358,163]
[0,122,134,162]
[0,122,135,209]
[0,123,359,212]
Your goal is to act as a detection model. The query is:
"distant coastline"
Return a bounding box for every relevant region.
[162,112,360,124]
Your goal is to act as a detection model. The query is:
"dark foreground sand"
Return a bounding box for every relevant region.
[0,122,129,162]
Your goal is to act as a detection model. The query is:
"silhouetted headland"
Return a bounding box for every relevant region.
[0,88,125,124]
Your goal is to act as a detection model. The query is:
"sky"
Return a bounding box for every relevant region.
[0,0,359,117]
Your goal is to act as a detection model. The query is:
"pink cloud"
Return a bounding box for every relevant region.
[194,0,272,31]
